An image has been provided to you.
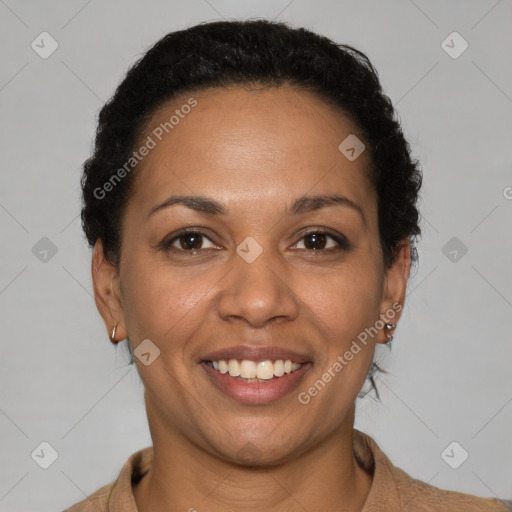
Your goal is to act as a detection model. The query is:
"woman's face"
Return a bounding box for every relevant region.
[93,85,409,464]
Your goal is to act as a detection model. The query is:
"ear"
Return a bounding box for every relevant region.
[376,239,411,344]
[91,239,127,342]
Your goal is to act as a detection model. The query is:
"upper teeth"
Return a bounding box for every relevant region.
[211,359,302,379]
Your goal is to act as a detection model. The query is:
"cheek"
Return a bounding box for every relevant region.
[295,266,381,418]
[295,258,383,403]
[298,260,383,340]
[121,252,383,346]
[120,256,214,354]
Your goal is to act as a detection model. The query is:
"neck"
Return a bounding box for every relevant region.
[134,403,373,512]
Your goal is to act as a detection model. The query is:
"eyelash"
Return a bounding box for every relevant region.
[160,228,350,254]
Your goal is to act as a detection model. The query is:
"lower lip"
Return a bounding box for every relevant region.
[200,362,312,404]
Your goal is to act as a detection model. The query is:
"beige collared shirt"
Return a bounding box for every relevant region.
[64,429,511,511]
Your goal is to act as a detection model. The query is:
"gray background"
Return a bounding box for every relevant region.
[0,0,511,510]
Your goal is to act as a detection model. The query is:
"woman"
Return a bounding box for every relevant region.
[65,19,510,512]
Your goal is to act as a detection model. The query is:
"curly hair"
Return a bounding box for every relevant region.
[81,19,422,399]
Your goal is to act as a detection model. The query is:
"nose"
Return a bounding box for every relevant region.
[216,246,300,328]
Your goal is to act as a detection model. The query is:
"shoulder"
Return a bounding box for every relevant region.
[62,446,153,512]
[392,463,511,511]
[62,482,115,511]
[353,430,511,512]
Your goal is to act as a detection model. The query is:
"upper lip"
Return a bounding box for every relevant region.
[199,345,312,364]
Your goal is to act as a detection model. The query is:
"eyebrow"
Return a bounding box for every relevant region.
[147,193,366,224]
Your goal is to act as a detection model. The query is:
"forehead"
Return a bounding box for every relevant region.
[130,85,375,213]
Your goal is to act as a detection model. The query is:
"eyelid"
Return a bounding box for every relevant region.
[172,233,216,250]
[291,227,350,251]
[160,226,350,253]
[160,228,220,252]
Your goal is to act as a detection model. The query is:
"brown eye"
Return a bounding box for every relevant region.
[303,232,328,250]
[177,233,203,250]
[163,231,217,252]
[295,230,348,251]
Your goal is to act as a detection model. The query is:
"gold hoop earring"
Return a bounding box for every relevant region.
[110,323,118,343]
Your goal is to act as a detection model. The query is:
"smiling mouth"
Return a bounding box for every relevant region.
[203,359,302,382]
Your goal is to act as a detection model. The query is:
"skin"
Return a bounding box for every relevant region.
[92,85,411,512]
